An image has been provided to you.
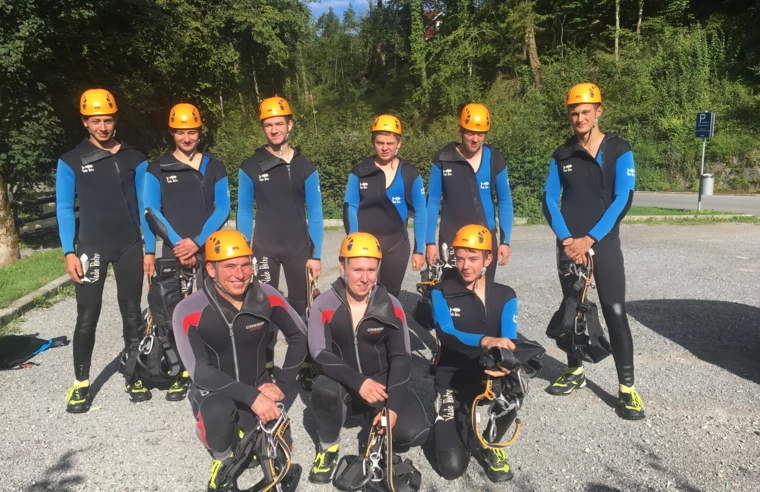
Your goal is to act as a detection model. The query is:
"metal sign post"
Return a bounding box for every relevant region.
[695,112,715,211]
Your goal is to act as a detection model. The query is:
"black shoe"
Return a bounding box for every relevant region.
[297,363,316,391]
[207,455,239,492]
[308,444,340,484]
[126,379,152,402]
[480,447,514,483]
[546,367,587,396]
[166,372,190,401]
[619,386,646,420]
[65,381,91,414]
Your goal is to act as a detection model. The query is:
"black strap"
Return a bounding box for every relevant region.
[123,342,140,379]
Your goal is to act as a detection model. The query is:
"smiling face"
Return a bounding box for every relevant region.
[340,257,380,299]
[172,129,200,154]
[454,248,492,285]
[206,256,253,297]
[83,115,116,143]
[261,116,293,146]
[372,132,402,163]
[459,129,487,154]
[568,103,603,136]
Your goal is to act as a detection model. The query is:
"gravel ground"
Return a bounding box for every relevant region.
[2,223,759,492]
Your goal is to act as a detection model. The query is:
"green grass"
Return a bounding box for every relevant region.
[631,215,758,225]
[0,249,66,309]
[627,206,734,216]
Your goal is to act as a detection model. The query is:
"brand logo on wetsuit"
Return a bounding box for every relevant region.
[245,322,265,331]
[480,181,489,190]
[627,168,636,177]
[391,196,401,204]
[443,169,452,177]
[449,307,461,317]
[562,164,573,173]
[79,252,101,283]
[166,175,178,184]
[435,390,456,422]
[366,327,385,334]
[81,164,94,173]
[360,182,368,190]
[259,173,270,181]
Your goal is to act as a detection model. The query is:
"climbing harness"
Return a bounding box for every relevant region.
[250,403,302,492]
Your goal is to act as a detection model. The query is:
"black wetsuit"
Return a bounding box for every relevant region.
[172,276,308,459]
[55,138,148,381]
[307,279,430,450]
[542,133,636,384]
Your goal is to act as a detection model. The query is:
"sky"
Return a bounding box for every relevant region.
[307,0,369,18]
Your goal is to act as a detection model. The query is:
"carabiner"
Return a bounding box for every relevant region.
[138,335,154,354]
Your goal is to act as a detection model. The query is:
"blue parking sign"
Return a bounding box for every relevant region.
[695,112,715,138]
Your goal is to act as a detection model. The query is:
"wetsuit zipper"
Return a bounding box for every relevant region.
[206,290,243,381]
[112,155,141,236]
[336,292,365,374]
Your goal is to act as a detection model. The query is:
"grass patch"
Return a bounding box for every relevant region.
[632,215,758,225]
[0,249,66,309]
[627,206,734,216]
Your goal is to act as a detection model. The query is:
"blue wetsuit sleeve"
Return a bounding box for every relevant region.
[410,175,427,254]
[500,297,518,339]
[542,157,572,241]
[425,162,442,245]
[194,176,230,246]
[495,166,513,245]
[432,290,484,349]
[236,169,255,242]
[304,170,324,259]
[343,173,360,234]
[143,172,183,248]
[588,151,636,242]
[134,161,150,252]
[55,160,76,256]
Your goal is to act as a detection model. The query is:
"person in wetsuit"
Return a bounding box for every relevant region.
[306,232,430,484]
[541,82,644,420]
[172,230,307,491]
[142,103,230,400]
[430,225,518,483]
[425,104,513,278]
[343,114,426,298]
[56,89,151,412]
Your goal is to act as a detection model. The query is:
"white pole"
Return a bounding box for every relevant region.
[698,137,706,212]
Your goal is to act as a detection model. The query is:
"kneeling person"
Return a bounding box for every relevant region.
[307,232,430,484]
[172,230,307,491]
[431,225,519,483]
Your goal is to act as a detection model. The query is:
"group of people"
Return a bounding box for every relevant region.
[55,82,645,490]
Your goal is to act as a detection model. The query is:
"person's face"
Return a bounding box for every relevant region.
[172,129,200,153]
[372,133,401,162]
[455,248,492,284]
[83,115,116,143]
[460,129,486,154]
[568,103,603,135]
[262,116,293,146]
[206,256,253,297]
[340,257,380,298]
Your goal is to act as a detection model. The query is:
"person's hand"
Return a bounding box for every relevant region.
[425,245,438,267]
[173,238,200,261]
[65,254,83,284]
[497,244,510,266]
[143,254,155,277]
[306,259,322,279]
[480,336,516,351]
[251,393,280,424]
[411,253,425,271]
[358,379,388,404]
[564,236,593,265]
[372,409,398,434]
[258,383,285,402]
[179,255,197,268]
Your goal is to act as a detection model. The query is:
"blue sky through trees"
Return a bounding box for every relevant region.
[307,0,368,16]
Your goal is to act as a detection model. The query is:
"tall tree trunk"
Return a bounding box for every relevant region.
[251,59,261,103]
[296,43,318,136]
[219,92,225,119]
[410,0,428,106]
[525,22,542,90]
[615,0,620,62]
[0,174,20,267]
[636,0,644,53]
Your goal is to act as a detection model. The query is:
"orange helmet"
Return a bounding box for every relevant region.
[452,225,492,251]
[459,103,490,132]
[205,230,253,262]
[566,83,602,106]
[169,103,202,129]
[259,97,292,121]
[80,89,118,116]
[371,114,402,135]
[339,233,382,259]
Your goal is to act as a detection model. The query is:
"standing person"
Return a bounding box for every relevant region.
[142,103,230,400]
[541,83,644,420]
[425,104,513,278]
[306,233,430,484]
[56,89,151,412]
[172,230,307,491]
[237,96,323,387]
[342,115,426,297]
[430,225,519,483]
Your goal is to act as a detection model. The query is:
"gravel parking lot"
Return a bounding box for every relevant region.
[2,223,759,491]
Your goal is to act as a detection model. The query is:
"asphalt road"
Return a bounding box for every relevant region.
[633,191,760,216]
[2,223,759,491]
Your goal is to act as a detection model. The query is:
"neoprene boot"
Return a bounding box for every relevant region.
[72,303,102,381]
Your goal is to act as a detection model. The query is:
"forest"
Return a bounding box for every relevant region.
[2,0,760,258]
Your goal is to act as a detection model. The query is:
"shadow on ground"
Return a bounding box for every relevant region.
[24,450,85,491]
[88,353,121,402]
[628,299,760,384]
